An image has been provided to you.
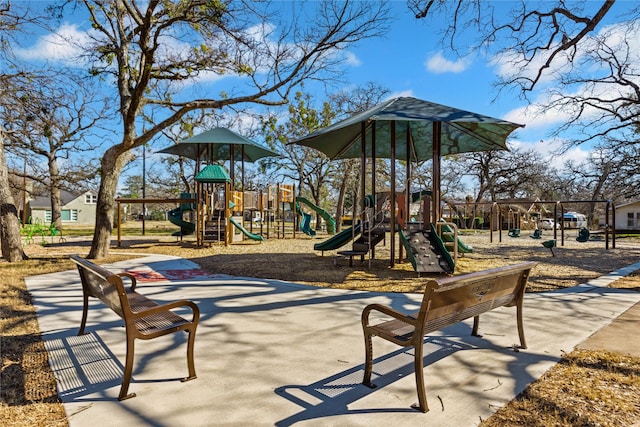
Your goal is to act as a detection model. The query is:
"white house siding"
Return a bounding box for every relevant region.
[29,191,97,227]
[615,201,640,231]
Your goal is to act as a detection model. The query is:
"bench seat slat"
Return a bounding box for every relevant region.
[134,312,191,335]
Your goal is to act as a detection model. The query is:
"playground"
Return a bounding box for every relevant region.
[23,224,640,293]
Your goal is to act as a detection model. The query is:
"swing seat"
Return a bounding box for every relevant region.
[576,228,589,242]
[542,239,556,256]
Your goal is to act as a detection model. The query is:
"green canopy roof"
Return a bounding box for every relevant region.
[290,97,523,161]
[195,164,231,183]
[156,127,279,162]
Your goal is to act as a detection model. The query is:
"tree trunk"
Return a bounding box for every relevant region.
[0,133,28,262]
[88,147,133,259]
[334,160,355,233]
[49,154,62,229]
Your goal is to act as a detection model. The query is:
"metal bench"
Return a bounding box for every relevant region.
[361,261,537,412]
[70,255,200,400]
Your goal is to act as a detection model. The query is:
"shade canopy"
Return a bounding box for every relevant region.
[157,127,279,163]
[289,96,523,269]
[290,97,522,161]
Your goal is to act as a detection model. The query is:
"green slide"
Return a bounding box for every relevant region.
[168,207,195,236]
[299,212,316,236]
[295,201,316,236]
[399,223,455,273]
[439,222,473,253]
[229,217,264,241]
[296,197,336,234]
[313,223,361,252]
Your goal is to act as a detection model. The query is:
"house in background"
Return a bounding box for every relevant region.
[614,201,640,231]
[28,190,98,227]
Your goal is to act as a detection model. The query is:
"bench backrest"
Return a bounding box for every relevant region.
[418,261,537,335]
[70,255,129,319]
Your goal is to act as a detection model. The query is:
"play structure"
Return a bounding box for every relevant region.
[115,174,340,246]
[194,165,272,245]
[314,191,462,274]
[22,218,65,245]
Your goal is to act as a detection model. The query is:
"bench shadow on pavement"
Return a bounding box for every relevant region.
[274,329,558,426]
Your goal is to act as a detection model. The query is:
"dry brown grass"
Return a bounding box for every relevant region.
[482,349,640,426]
[2,228,640,426]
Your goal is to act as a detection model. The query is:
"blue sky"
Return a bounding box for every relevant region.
[12,1,640,174]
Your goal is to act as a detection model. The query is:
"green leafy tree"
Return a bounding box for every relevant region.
[262,91,335,228]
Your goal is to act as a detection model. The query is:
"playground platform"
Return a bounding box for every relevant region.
[25,255,640,427]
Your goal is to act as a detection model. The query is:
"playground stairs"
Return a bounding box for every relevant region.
[203,213,226,243]
[439,226,456,254]
[351,226,386,254]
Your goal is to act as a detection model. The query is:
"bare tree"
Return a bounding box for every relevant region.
[408,1,640,147]
[54,0,390,258]
[3,72,108,229]
[0,2,44,261]
[328,82,390,231]
[0,129,27,261]
[458,145,554,202]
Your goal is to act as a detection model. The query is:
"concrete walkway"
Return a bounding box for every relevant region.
[25,256,640,427]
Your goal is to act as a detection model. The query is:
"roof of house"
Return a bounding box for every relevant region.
[616,200,640,210]
[29,190,93,209]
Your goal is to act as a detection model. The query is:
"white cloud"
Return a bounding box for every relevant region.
[502,102,568,130]
[509,137,589,170]
[343,51,361,67]
[15,23,92,63]
[424,51,471,74]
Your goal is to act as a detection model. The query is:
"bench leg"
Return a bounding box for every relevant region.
[411,342,429,413]
[471,315,481,337]
[119,337,137,401]
[362,331,375,388]
[182,327,197,382]
[78,293,90,336]
[516,302,527,349]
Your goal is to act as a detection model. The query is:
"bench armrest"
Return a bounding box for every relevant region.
[131,299,200,323]
[361,303,417,328]
[118,272,138,292]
